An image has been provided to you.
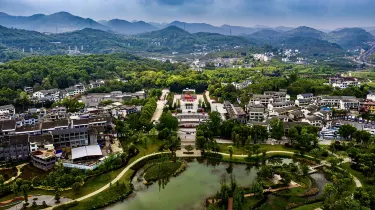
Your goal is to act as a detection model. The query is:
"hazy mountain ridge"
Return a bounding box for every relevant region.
[0,12,109,33]
[244,26,375,51]
[0,25,255,55]
[100,19,158,35]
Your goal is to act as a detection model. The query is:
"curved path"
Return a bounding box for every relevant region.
[47,152,170,209]
[48,150,361,209]
[4,163,28,184]
[216,150,315,159]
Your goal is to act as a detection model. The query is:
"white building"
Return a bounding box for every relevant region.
[329,76,360,89]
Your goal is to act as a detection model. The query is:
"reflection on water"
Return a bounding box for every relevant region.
[310,172,330,198]
[107,158,292,210]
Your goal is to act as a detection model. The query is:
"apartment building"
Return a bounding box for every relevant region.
[52,127,89,148]
[0,134,30,162]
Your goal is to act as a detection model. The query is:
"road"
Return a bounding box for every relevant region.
[353,44,375,67]
[151,89,169,122]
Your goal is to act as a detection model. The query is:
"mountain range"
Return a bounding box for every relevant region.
[245,26,375,51]
[2,11,374,37]
[0,11,375,61]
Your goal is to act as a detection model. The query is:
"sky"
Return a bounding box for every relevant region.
[0,0,375,29]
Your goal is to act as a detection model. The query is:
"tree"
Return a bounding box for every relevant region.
[20,184,31,203]
[158,111,178,131]
[0,175,4,186]
[195,135,206,151]
[31,177,40,187]
[149,127,159,141]
[353,188,371,208]
[17,92,30,110]
[270,118,284,140]
[72,182,81,193]
[208,111,222,136]
[323,183,337,203]
[327,157,341,168]
[250,180,264,198]
[338,124,357,140]
[166,135,180,154]
[53,98,85,113]
[158,128,171,140]
[353,130,372,145]
[347,147,360,163]
[10,182,19,195]
[227,146,234,159]
[288,126,299,145]
[251,125,268,144]
[310,148,322,161]
[54,188,61,203]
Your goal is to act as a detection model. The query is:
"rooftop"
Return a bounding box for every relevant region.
[0,120,16,130]
[41,120,69,130]
[29,134,53,145]
[71,145,102,160]
[0,104,15,110]
[15,124,41,132]
[31,149,56,159]
[8,134,29,145]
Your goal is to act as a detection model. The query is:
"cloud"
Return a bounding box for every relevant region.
[0,0,374,29]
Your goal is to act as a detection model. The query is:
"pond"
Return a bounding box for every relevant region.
[310,172,331,198]
[107,158,293,210]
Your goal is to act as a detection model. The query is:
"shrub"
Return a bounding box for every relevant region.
[204,152,222,159]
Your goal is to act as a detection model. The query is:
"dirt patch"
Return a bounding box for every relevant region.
[0,168,17,181]
[19,164,50,181]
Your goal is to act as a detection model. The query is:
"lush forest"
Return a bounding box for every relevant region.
[0,53,188,90]
[0,52,372,108]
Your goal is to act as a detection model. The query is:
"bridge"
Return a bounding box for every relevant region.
[308,163,326,174]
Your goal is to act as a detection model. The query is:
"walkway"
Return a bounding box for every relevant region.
[215,151,315,159]
[151,89,169,122]
[48,152,170,209]
[4,163,28,184]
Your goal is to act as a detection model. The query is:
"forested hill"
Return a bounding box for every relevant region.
[0,53,188,90]
[245,26,375,53]
[137,26,255,52]
[0,25,255,59]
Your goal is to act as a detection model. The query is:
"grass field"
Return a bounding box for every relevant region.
[242,197,263,209]
[217,144,297,155]
[292,202,323,210]
[340,162,368,187]
[70,170,135,210]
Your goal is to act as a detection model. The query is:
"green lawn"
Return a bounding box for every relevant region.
[340,162,368,187]
[292,202,323,210]
[217,144,297,155]
[70,170,135,210]
[242,197,263,209]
